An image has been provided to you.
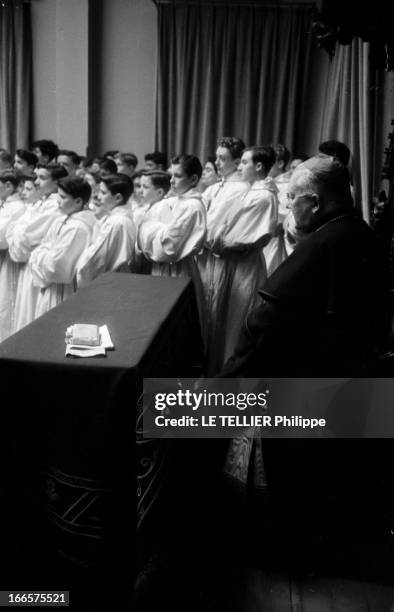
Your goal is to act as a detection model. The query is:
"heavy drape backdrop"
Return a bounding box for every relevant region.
[0,0,32,151]
[154,0,390,221]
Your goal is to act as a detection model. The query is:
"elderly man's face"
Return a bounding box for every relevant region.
[287,173,318,233]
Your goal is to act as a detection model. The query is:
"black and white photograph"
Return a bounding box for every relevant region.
[0,0,394,609]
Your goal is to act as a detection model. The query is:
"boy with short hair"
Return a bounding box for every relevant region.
[14,150,38,177]
[19,175,40,206]
[131,171,171,273]
[115,152,138,178]
[30,177,96,318]
[8,164,68,331]
[57,150,80,177]
[77,174,136,287]
[138,171,170,223]
[138,155,206,317]
[31,139,59,165]
[197,136,249,374]
[144,151,167,171]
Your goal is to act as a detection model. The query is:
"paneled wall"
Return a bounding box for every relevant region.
[31,0,157,161]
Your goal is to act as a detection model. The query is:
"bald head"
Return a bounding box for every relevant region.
[287,156,354,233]
[290,155,353,207]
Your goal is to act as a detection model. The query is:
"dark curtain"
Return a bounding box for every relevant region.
[155,2,317,163]
[318,39,389,221]
[0,1,32,151]
[154,1,390,221]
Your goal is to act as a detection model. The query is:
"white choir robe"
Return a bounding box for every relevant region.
[8,193,62,333]
[30,210,96,319]
[7,193,61,263]
[131,200,150,228]
[263,171,290,276]
[198,175,278,375]
[137,189,207,322]
[77,205,136,288]
[87,201,109,241]
[0,194,26,342]
[130,202,151,274]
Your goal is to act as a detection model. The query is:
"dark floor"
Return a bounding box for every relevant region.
[135,476,394,611]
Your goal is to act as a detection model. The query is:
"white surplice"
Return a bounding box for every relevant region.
[137,189,207,321]
[76,205,136,288]
[130,202,151,274]
[198,175,278,374]
[0,194,26,342]
[138,188,206,274]
[7,193,61,263]
[131,201,150,228]
[30,209,96,319]
[8,193,62,333]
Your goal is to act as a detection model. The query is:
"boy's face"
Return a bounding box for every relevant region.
[21,180,39,204]
[34,168,57,197]
[215,146,238,178]
[141,176,163,205]
[132,177,143,203]
[169,164,194,195]
[57,155,77,177]
[14,155,31,174]
[116,159,134,177]
[237,151,260,183]
[145,160,159,171]
[58,187,83,215]
[33,147,47,165]
[97,181,117,211]
[201,162,218,188]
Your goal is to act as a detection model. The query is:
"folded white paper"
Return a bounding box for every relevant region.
[99,325,114,349]
[65,325,114,357]
[65,345,106,357]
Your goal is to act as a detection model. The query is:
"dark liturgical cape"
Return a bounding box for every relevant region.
[219,208,390,499]
[221,208,389,378]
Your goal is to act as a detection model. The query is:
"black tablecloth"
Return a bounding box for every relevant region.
[0,272,204,600]
[0,271,201,466]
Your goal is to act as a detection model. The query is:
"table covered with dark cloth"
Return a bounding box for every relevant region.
[0,272,204,605]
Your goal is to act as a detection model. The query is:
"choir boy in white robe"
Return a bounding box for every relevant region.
[136,171,170,227]
[198,143,278,375]
[197,137,248,373]
[8,164,68,332]
[30,177,95,318]
[132,171,170,274]
[77,174,136,287]
[138,155,206,322]
[0,172,26,341]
